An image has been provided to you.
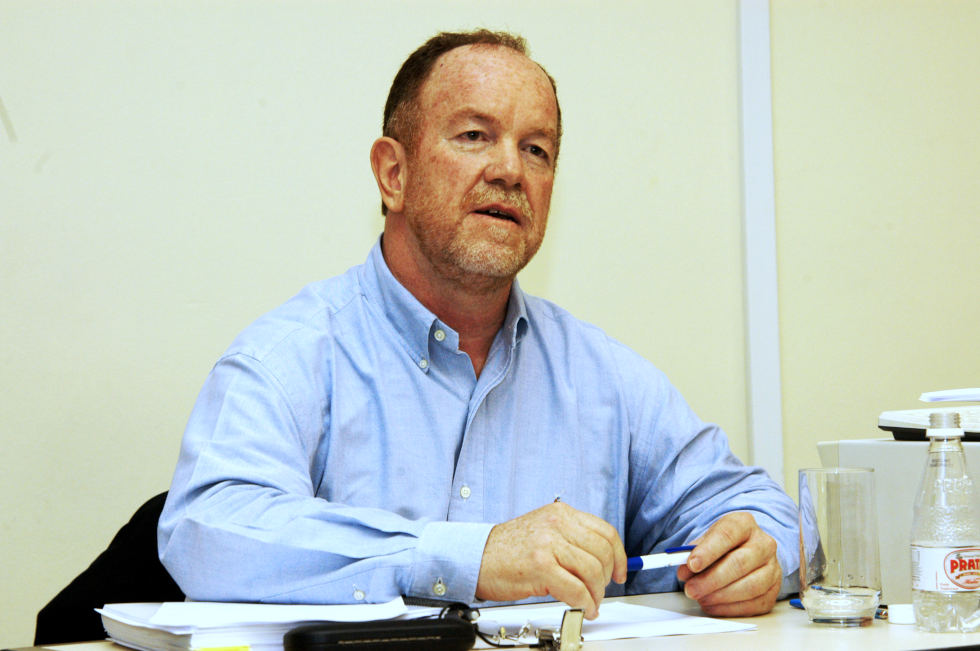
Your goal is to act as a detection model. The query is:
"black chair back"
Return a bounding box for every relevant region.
[34,492,185,644]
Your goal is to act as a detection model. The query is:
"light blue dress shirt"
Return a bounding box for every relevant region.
[158,240,799,605]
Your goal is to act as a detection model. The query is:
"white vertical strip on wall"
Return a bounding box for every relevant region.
[738,0,785,485]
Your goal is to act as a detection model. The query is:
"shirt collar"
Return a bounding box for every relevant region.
[505,279,530,346]
[360,238,530,360]
[361,239,437,363]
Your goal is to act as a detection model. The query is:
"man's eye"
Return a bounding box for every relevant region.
[527,145,549,160]
[462,131,482,141]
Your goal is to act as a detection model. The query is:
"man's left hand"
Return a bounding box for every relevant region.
[675,512,782,616]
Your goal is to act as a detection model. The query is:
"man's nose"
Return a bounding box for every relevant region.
[483,141,524,188]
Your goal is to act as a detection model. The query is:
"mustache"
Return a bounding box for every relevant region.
[464,186,534,221]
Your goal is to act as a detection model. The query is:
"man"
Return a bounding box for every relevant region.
[159,29,799,620]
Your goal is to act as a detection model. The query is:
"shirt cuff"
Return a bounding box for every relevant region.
[745,511,801,599]
[408,520,494,603]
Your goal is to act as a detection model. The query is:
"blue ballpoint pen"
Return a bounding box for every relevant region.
[626,545,697,572]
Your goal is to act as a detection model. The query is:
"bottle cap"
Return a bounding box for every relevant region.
[927,411,964,437]
[929,411,961,428]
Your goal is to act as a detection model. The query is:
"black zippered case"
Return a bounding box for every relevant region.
[283,616,475,651]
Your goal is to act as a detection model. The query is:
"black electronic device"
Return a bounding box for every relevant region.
[283,615,475,651]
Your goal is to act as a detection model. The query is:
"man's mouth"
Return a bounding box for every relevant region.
[474,206,521,224]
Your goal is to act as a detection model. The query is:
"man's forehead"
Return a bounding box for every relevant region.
[418,45,558,127]
[423,44,554,100]
[432,43,531,72]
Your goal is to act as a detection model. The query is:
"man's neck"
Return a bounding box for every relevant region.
[380,233,513,378]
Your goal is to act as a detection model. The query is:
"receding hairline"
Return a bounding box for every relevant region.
[386,41,562,150]
[424,43,557,95]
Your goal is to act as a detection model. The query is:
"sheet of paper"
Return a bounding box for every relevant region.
[98,597,407,632]
[476,601,755,642]
[921,388,980,402]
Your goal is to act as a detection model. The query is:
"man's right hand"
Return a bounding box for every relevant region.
[474,502,627,619]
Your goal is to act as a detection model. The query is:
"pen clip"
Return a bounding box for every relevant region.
[664,545,697,554]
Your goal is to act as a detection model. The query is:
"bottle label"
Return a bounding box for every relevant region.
[911,546,980,591]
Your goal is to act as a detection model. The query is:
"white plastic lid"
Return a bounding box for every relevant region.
[926,411,964,437]
[926,427,965,439]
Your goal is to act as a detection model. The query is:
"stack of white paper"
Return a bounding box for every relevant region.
[97,599,408,651]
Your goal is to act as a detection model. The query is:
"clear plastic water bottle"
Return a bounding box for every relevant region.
[910,411,980,632]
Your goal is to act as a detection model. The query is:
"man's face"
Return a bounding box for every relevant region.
[399,45,559,283]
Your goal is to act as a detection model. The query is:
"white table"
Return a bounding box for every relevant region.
[564,592,980,650]
[44,592,980,651]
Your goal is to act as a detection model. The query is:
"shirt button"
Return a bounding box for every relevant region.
[353,589,365,601]
[459,485,471,499]
[432,578,447,596]
[418,358,429,370]
[434,329,446,342]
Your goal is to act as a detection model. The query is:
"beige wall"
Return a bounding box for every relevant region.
[1,2,745,643]
[770,0,980,490]
[2,1,977,644]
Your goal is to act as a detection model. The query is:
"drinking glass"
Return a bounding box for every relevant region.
[798,467,881,626]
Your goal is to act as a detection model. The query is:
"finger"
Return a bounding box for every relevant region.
[692,556,781,608]
[676,562,694,584]
[694,564,781,617]
[543,562,601,620]
[553,538,609,613]
[562,506,628,584]
[602,526,628,584]
[559,519,616,583]
[698,586,779,617]
[683,540,771,600]
[685,512,754,574]
[553,504,627,585]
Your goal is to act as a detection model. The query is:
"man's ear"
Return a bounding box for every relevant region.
[370,137,407,215]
